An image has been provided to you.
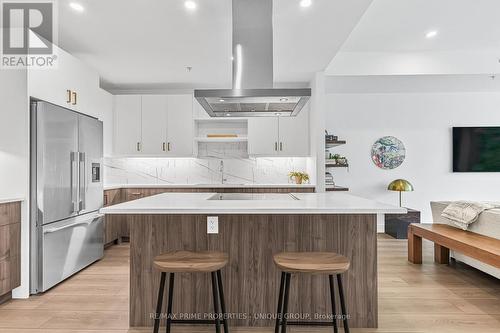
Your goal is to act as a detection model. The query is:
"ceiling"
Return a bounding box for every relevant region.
[340,0,500,53]
[326,0,500,76]
[57,0,373,91]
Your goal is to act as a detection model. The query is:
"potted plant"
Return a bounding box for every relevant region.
[288,171,310,185]
[331,154,348,166]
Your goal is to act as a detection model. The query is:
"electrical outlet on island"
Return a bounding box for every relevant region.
[207,216,219,234]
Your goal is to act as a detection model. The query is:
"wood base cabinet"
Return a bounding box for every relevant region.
[103,189,127,245]
[0,201,21,304]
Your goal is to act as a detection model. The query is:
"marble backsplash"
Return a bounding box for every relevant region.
[104,157,312,185]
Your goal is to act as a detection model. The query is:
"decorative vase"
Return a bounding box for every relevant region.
[295,176,303,184]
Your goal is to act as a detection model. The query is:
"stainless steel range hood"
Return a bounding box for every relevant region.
[194,0,311,117]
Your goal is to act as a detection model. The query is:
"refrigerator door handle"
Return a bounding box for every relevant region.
[43,214,104,234]
[70,152,79,213]
[79,152,86,212]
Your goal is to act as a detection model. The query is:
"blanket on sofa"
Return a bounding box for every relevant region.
[441,201,500,230]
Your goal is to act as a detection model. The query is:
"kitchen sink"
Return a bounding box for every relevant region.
[208,193,299,201]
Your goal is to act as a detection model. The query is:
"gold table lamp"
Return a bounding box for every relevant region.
[388,179,414,207]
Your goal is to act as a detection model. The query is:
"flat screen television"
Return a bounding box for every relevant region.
[453,127,500,172]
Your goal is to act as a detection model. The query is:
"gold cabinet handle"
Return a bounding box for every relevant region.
[137,142,141,151]
[66,90,72,103]
[162,142,166,151]
[280,142,283,151]
[274,142,278,151]
[167,142,171,151]
[71,91,77,105]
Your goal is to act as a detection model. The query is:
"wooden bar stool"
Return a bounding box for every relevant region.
[273,252,351,333]
[153,251,230,333]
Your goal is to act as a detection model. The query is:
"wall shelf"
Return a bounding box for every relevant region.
[325,140,346,149]
[325,161,349,168]
[325,135,348,191]
[193,117,249,157]
[194,136,248,143]
[194,118,248,123]
[325,186,349,192]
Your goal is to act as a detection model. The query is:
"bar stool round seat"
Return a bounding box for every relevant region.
[273,251,351,333]
[154,251,229,273]
[153,250,230,333]
[273,252,350,274]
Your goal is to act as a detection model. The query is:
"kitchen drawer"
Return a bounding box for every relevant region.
[0,256,20,296]
[125,189,146,201]
[0,202,21,226]
[124,188,167,201]
[0,223,20,261]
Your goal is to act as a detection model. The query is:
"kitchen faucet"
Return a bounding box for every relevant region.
[219,160,227,184]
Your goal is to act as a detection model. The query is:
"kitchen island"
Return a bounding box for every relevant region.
[101,192,405,329]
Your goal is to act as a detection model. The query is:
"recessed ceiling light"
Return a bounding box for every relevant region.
[300,0,312,8]
[280,98,288,102]
[184,1,197,10]
[226,113,231,117]
[425,30,438,39]
[219,99,225,102]
[69,2,84,12]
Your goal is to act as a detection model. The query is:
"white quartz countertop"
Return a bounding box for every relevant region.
[103,183,316,190]
[100,192,405,215]
[0,197,24,204]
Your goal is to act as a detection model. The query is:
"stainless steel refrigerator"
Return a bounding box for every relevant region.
[30,101,104,293]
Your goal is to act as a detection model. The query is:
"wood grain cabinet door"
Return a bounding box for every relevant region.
[103,190,126,245]
[104,189,123,207]
[0,202,21,297]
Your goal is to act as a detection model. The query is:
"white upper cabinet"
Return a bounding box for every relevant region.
[278,105,309,156]
[166,95,193,156]
[141,95,168,155]
[114,95,142,155]
[248,117,279,156]
[113,94,193,157]
[248,106,309,157]
[28,45,100,118]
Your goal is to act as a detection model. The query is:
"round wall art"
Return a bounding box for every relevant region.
[371,136,406,170]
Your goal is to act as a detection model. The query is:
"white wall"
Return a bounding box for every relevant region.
[326,89,500,224]
[0,70,30,298]
[308,72,327,192]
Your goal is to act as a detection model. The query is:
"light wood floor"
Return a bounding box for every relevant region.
[0,235,499,333]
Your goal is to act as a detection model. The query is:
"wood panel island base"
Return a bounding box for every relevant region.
[100,193,405,329]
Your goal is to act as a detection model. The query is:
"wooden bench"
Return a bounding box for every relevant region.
[408,223,500,268]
